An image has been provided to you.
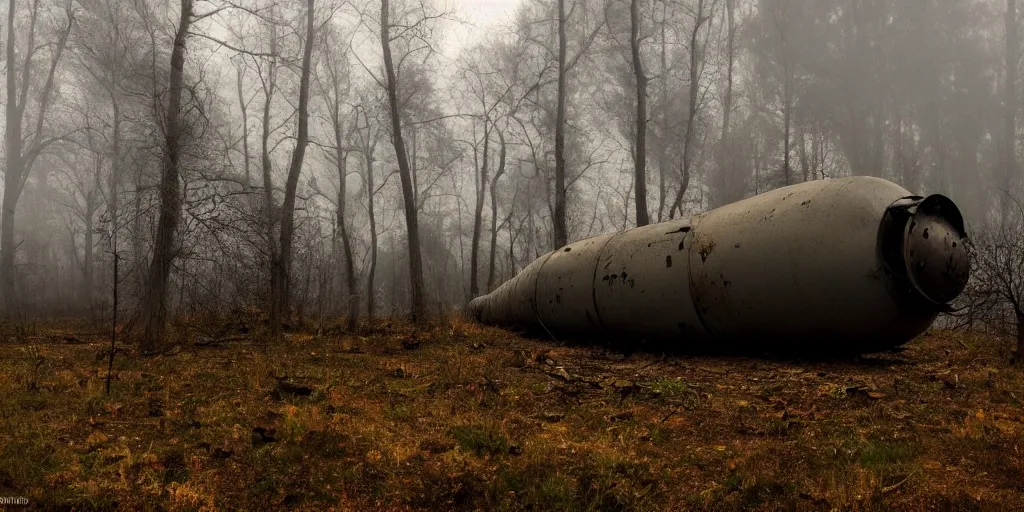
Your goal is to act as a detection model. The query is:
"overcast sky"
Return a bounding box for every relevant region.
[452,0,524,26]
[443,0,524,58]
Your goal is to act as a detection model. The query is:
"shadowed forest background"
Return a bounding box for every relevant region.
[2,0,1024,349]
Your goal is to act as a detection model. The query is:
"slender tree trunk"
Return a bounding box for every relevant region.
[364,150,378,319]
[716,0,735,207]
[331,113,357,329]
[657,0,668,221]
[274,0,316,337]
[381,0,426,321]
[783,65,792,186]
[799,113,810,182]
[84,198,95,300]
[470,121,490,297]
[109,91,121,291]
[630,0,650,227]
[487,129,507,292]
[261,39,280,340]
[1006,0,1019,223]
[553,0,569,249]
[670,0,704,218]
[237,63,252,187]
[139,0,191,354]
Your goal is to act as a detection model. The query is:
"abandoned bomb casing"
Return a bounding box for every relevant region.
[468,176,971,352]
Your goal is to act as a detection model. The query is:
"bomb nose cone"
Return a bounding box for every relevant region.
[903,195,970,305]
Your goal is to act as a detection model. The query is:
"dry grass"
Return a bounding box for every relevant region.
[0,317,1022,511]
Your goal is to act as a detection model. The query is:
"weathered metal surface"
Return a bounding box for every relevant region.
[467,176,970,352]
[592,219,707,339]
[535,235,616,334]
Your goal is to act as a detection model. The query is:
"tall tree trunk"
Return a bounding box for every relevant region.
[783,64,792,185]
[487,129,507,292]
[336,158,357,330]
[139,0,191,354]
[84,194,95,301]
[236,63,252,187]
[470,121,490,298]
[109,90,121,296]
[261,32,280,340]
[273,0,316,338]
[630,0,650,227]
[799,113,810,182]
[657,0,668,221]
[670,0,705,218]
[715,0,735,207]
[553,0,569,249]
[1006,0,1019,224]
[364,149,378,319]
[381,0,426,321]
[330,108,357,330]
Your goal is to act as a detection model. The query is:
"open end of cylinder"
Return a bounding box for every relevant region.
[879,194,970,309]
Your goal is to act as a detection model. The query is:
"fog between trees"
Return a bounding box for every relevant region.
[1,0,1022,350]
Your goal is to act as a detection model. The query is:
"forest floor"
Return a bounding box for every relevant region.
[0,317,1022,511]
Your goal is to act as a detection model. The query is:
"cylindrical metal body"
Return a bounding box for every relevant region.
[469,177,970,352]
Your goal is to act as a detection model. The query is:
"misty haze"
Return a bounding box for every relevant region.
[0,0,1022,510]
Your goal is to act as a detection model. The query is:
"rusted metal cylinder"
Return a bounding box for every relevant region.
[468,177,970,352]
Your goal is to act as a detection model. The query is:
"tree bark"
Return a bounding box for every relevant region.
[487,129,507,292]
[260,24,280,340]
[657,0,668,221]
[139,0,192,354]
[272,0,316,339]
[364,148,378,319]
[1006,0,1019,223]
[327,69,357,330]
[335,153,357,330]
[670,0,705,218]
[236,62,252,187]
[553,0,569,249]
[715,0,735,207]
[783,62,793,185]
[470,121,490,297]
[381,0,426,321]
[630,0,650,227]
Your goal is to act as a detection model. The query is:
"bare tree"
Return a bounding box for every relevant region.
[354,104,382,318]
[965,196,1024,360]
[713,0,738,207]
[138,0,193,354]
[317,25,358,330]
[553,0,607,248]
[629,0,649,227]
[554,0,569,248]
[486,127,507,292]
[2,0,74,314]
[669,0,712,218]
[269,0,316,340]
[380,0,426,320]
[469,118,491,298]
